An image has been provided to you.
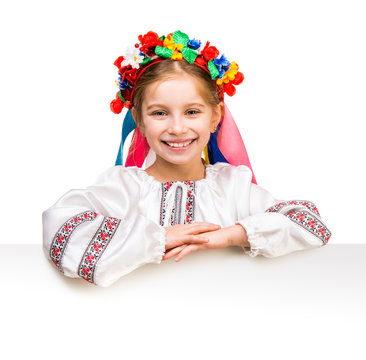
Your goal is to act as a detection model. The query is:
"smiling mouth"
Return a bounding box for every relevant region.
[162,139,196,148]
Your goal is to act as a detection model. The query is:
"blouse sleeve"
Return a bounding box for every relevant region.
[234,166,332,258]
[42,166,166,287]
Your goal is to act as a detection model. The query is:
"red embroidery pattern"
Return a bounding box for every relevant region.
[265,200,320,217]
[184,181,195,224]
[160,182,172,225]
[160,181,195,226]
[265,200,331,244]
[285,209,331,244]
[50,211,98,271]
[78,216,121,284]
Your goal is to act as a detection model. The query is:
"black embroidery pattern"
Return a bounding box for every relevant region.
[50,211,98,272]
[184,181,195,224]
[160,181,196,226]
[78,217,121,284]
[265,200,331,244]
[160,182,173,226]
[265,200,320,217]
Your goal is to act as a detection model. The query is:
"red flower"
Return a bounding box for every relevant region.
[201,41,219,61]
[223,82,236,96]
[113,56,125,71]
[232,71,244,85]
[124,67,138,83]
[194,56,208,68]
[110,96,123,114]
[138,31,160,55]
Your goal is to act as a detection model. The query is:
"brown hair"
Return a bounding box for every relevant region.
[132,60,222,127]
[128,60,222,162]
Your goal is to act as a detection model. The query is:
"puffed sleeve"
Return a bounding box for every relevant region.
[42,166,166,287]
[234,165,332,258]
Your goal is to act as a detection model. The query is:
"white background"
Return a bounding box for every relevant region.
[1,0,365,244]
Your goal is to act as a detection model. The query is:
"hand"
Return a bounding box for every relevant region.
[163,224,249,262]
[163,226,228,262]
[164,222,221,252]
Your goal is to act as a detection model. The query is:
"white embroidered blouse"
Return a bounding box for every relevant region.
[42,162,331,287]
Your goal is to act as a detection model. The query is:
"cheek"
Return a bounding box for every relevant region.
[144,123,162,141]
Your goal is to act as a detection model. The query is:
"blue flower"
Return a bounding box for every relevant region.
[214,54,231,78]
[118,75,133,90]
[187,38,201,50]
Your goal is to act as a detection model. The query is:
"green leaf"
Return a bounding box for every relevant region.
[173,30,189,46]
[182,47,197,64]
[208,60,219,79]
[155,46,173,59]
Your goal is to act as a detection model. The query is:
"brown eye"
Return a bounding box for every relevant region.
[186,109,200,116]
[152,111,167,117]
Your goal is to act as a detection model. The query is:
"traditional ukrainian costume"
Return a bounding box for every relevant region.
[42,31,331,287]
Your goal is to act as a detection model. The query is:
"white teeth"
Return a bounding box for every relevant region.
[166,140,194,148]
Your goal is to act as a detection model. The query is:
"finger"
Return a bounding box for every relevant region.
[183,235,210,244]
[175,244,198,262]
[187,223,221,234]
[163,245,187,260]
[163,244,188,258]
[165,235,209,251]
[191,222,221,228]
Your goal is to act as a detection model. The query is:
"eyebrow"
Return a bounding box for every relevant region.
[146,103,206,110]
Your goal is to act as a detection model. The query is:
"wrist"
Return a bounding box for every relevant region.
[228,224,249,248]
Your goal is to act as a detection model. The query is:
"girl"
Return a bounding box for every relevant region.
[42,30,332,287]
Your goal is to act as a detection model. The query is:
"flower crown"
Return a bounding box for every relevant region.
[110,30,244,114]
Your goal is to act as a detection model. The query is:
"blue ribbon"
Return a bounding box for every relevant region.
[206,122,228,164]
[115,110,136,166]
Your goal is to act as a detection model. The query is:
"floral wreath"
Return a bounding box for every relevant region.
[110,30,245,113]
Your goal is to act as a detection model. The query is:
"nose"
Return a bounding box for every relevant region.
[167,114,188,134]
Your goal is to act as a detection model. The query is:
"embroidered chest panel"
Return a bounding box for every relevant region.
[159,181,196,226]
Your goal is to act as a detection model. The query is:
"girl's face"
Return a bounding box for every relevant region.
[137,74,222,168]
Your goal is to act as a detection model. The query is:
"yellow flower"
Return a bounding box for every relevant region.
[216,61,239,85]
[163,35,175,50]
[163,34,184,60]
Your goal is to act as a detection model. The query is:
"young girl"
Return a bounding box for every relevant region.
[42,30,332,287]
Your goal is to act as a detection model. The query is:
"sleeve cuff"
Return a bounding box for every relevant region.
[151,224,167,264]
[235,218,264,258]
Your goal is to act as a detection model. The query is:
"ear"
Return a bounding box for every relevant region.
[131,108,145,136]
[211,102,224,132]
